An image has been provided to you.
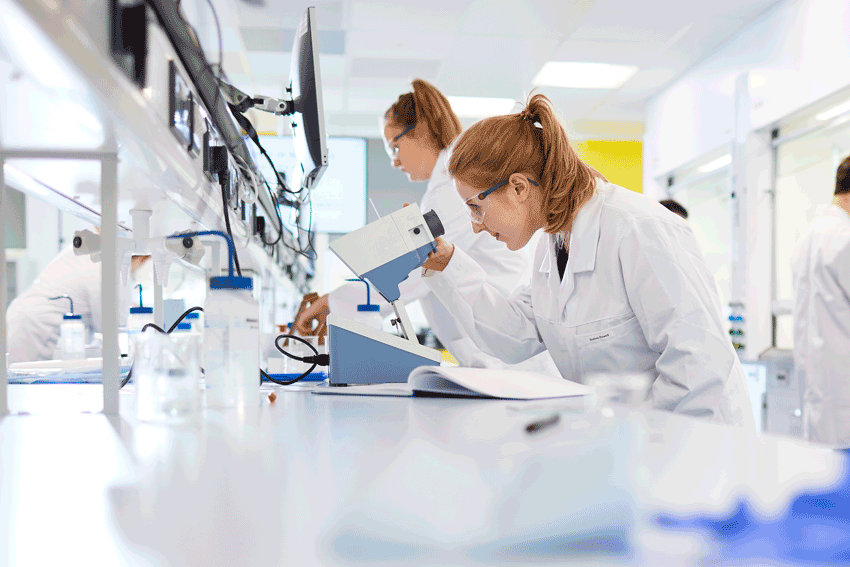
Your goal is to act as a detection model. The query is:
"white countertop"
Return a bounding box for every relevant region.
[0,383,843,566]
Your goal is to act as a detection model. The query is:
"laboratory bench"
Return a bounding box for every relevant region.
[1,382,847,566]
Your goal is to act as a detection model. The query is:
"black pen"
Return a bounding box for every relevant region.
[525,413,560,434]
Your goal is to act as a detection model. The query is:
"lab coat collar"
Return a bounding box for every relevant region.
[536,183,605,276]
[565,185,604,275]
[819,203,850,223]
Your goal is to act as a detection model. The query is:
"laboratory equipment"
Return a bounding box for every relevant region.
[760,348,801,438]
[289,6,327,191]
[218,7,327,192]
[346,278,382,331]
[191,232,260,408]
[49,295,85,360]
[204,276,259,407]
[326,203,444,385]
[127,284,154,337]
[586,373,652,411]
[133,329,201,422]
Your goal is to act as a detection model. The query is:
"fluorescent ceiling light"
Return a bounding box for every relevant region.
[816,100,850,121]
[698,154,732,173]
[448,96,516,117]
[532,62,639,89]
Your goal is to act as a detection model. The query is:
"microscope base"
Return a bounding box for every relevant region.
[327,314,440,386]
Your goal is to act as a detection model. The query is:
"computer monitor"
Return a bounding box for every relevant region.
[290,6,328,192]
[255,136,366,233]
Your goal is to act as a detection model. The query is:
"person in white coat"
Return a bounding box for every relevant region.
[421,94,753,427]
[293,79,556,372]
[792,155,850,447]
[6,246,139,363]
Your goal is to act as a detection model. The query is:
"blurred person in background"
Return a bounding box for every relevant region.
[7,245,147,363]
[792,154,850,447]
[659,199,689,220]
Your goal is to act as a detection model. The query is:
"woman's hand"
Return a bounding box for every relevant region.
[292,293,329,336]
[424,236,455,272]
[400,202,455,272]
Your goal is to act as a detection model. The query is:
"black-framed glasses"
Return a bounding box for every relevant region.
[384,124,415,160]
[464,177,539,224]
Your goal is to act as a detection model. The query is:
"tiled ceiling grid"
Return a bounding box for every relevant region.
[197,0,785,139]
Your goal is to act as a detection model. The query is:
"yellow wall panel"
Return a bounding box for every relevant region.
[574,140,643,193]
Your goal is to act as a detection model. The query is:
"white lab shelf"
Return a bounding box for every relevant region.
[0,0,307,415]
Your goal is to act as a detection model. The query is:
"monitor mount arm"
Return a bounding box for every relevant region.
[218,80,295,116]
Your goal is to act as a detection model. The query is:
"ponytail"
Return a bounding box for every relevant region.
[448,93,602,234]
[384,79,462,150]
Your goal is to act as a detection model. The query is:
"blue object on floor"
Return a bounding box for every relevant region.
[656,448,850,565]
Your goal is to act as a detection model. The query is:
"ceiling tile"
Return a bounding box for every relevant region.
[551,39,667,67]
[350,57,441,80]
[459,0,593,38]
[612,68,682,100]
[438,35,561,97]
[568,10,692,47]
[240,28,346,55]
[347,30,456,60]
[234,1,344,30]
[350,2,472,33]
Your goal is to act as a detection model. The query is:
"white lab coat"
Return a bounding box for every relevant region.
[330,150,558,374]
[425,181,754,427]
[792,203,850,447]
[6,247,129,363]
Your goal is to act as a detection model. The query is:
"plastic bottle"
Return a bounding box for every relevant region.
[204,275,260,407]
[346,278,383,330]
[127,284,154,336]
[49,295,86,360]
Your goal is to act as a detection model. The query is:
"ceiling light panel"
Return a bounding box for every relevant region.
[447,96,517,117]
[698,154,732,173]
[533,62,639,89]
[816,100,850,121]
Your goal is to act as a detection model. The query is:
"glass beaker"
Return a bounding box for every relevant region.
[133,329,201,422]
[586,372,652,414]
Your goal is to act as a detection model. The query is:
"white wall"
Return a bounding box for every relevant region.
[645,0,850,185]
[643,0,850,358]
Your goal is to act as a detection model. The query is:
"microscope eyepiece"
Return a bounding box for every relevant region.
[423,210,444,239]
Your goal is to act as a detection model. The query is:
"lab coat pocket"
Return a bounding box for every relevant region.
[576,315,655,377]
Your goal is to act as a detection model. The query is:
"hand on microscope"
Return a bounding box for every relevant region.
[398,203,454,272]
[424,237,455,272]
[292,294,329,336]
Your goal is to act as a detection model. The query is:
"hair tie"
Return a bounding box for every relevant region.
[520,109,542,128]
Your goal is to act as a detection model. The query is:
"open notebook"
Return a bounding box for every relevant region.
[313,366,591,400]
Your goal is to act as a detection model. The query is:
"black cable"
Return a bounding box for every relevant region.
[219,171,242,277]
[121,307,204,389]
[141,323,167,334]
[262,334,329,386]
[167,306,204,333]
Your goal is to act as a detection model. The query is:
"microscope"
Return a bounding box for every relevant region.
[326,203,445,385]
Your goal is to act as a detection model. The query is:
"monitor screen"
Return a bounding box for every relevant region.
[290,7,328,191]
[256,136,366,234]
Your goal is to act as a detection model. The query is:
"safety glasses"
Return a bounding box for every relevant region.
[463,177,539,224]
[384,124,416,160]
